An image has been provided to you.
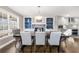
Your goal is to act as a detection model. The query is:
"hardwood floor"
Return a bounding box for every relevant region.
[1,38,79,53]
[21,45,59,53]
[0,41,16,53]
[60,38,79,53]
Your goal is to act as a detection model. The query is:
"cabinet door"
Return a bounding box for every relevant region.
[46,18,53,29]
[25,18,31,28]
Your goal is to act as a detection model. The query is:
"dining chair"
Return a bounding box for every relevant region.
[12,29,22,53]
[20,32,33,52]
[34,32,46,52]
[48,31,61,52]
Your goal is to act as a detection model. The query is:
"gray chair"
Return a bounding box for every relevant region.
[20,32,33,52]
[48,31,61,52]
[20,32,33,45]
[12,29,20,36]
[35,32,45,45]
[34,32,46,52]
[12,29,22,52]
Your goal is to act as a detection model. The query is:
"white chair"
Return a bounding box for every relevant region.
[20,32,33,52]
[20,32,33,45]
[35,32,45,45]
[34,32,46,52]
[12,29,21,52]
[63,29,72,36]
[48,31,61,45]
[48,31,61,52]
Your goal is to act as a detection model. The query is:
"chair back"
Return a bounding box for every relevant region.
[20,32,32,45]
[49,31,61,45]
[12,29,20,36]
[35,32,45,45]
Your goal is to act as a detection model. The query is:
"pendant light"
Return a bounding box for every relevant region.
[35,6,42,20]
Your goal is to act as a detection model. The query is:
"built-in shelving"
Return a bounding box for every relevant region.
[25,18,32,29]
[46,18,53,29]
[24,17,54,31]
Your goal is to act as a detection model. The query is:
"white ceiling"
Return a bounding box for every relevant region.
[8,6,79,17]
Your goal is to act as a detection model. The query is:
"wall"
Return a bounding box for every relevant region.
[19,16,23,31]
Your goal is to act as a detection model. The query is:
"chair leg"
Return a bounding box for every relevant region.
[58,46,59,53]
[44,45,47,52]
[46,45,50,53]
[47,44,51,53]
[33,45,36,52]
[34,45,46,53]
[49,45,60,53]
[21,45,24,53]
[31,46,32,53]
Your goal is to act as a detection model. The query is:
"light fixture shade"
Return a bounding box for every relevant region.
[34,16,43,23]
[35,16,42,20]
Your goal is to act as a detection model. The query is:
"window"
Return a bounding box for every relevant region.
[3,19,8,30]
[9,15,17,30]
[25,18,32,29]
[0,10,19,37]
[2,13,8,30]
[0,12,3,30]
[0,19,3,30]
[46,18,53,29]
[0,12,8,31]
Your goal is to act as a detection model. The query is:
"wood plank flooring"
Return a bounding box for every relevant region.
[1,38,79,53]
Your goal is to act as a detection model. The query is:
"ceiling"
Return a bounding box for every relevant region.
[8,6,79,17]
